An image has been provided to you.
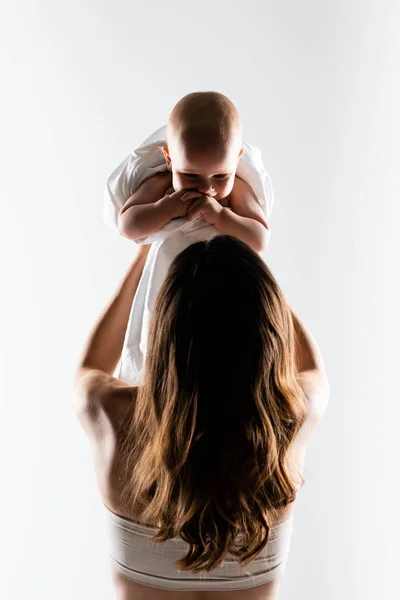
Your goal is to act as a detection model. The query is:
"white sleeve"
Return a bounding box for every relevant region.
[103,125,168,232]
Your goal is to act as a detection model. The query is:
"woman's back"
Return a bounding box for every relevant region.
[82,366,326,600]
[75,237,329,600]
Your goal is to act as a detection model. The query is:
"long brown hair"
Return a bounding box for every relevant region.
[119,235,308,572]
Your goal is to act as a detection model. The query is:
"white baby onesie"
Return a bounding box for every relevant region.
[104,125,274,385]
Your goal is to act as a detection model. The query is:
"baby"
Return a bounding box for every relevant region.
[104,91,274,384]
[118,92,270,253]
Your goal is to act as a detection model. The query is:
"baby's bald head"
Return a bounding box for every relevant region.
[163,92,243,200]
[166,91,242,156]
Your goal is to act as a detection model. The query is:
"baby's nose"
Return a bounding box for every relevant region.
[198,182,215,195]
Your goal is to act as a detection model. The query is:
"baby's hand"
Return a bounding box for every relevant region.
[183,193,223,225]
[161,188,203,219]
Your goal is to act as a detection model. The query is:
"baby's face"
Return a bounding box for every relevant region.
[163,142,243,202]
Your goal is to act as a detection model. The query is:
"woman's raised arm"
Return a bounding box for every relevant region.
[75,244,151,388]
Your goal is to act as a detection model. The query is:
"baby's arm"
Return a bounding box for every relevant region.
[118,172,194,241]
[218,176,270,253]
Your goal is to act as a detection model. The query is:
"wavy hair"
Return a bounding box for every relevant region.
[119,235,308,572]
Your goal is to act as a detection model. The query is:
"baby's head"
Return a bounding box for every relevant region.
[162,92,243,201]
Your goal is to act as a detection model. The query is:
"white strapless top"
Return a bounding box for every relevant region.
[104,504,294,592]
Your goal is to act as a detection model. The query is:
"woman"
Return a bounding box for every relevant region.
[74,235,329,600]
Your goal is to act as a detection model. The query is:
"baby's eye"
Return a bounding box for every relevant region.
[183,174,199,179]
[214,174,228,180]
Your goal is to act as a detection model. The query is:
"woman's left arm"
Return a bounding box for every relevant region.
[74,244,151,410]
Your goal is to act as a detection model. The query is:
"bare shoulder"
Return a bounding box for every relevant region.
[229,175,269,228]
[297,369,330,442]
[139,169,172,191]
[73,368,137,442]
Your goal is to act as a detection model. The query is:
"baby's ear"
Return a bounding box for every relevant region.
[160,145,172,170]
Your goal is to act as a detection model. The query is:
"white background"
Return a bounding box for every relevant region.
[1,1,399,598]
